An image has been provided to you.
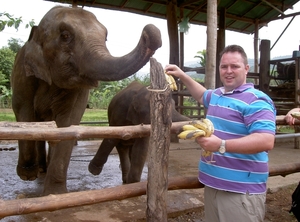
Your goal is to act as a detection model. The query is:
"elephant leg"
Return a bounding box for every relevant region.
[37,141,47,174]
[88,138,119,175]
[17,140,39,181]
[116,144,131,184]
[43,140,74,195]
[126,137,149,183]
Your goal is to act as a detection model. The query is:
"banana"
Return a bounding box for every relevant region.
[291,112,300,119]
[202,118,214,137]
[182,124,199,131]
[189,119,210,133]
[189,119,214,137]
[202,150,212,157]
[165,73,177,91]
[177,129,206,140]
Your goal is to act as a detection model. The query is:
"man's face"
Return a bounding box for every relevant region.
[219,51,249,92]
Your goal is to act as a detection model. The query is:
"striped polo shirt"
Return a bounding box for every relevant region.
[199,83,276,194]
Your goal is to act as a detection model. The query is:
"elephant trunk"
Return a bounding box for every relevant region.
[82,24,162,82]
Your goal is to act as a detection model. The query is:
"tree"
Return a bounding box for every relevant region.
[0,47,15,88]
[8,38,24,53]
[194,49,206,67]
[0,12,34,32]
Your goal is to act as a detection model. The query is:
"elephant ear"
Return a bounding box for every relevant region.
[23,26,52,85]
[127,87,151,125]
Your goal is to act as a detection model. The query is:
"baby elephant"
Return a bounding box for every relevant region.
[88,81,189,183]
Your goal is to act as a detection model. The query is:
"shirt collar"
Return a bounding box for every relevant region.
[220,83,254,94]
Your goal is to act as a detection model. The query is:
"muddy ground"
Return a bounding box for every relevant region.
[0,138,299,221]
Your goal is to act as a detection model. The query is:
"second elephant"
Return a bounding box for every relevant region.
[88,81,190,183]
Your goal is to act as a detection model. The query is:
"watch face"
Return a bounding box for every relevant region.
[219,146,226,154]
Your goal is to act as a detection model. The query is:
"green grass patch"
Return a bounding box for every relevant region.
[0,109,108,125]
[0,109,16,121]
[81,109,108,126]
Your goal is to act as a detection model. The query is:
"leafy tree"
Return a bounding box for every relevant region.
[8,38,24,53]
[194,49,206,67]
[0,47,15,88]
[0,12,34,31]
[88,74,151,109]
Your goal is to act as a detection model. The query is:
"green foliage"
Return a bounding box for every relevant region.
[194,49,206,67]
[8,38,24,53]
[0,47,15,83]
[0,12,34,32]
[88,73,150,109]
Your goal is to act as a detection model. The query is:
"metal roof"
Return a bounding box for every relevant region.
[46,0,300,34]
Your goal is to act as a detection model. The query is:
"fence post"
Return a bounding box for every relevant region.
[146,58,172,221]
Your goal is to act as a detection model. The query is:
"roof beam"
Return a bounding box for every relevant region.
[261,0,284,14]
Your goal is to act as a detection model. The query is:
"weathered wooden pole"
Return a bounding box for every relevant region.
[146,58,172,221]
[0,121,190,141]
[206,0,217,89]
[0,177,202,219]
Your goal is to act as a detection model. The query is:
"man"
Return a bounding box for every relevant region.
[165,45,276,222]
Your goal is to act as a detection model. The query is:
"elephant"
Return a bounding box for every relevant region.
[88,81,190,183]
[11,6,162,195]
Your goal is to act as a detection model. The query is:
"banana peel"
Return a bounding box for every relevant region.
[164,72,177,91]
[291,112,300,120]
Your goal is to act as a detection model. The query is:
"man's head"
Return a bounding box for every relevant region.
[219,45,250,92]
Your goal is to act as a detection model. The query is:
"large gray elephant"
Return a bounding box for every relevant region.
[88,81,190,183]
[11,6,161,195]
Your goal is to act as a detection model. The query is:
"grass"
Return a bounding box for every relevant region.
[0,108,108,125]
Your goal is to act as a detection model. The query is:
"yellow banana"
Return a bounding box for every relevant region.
[291,112,300,119]
[202,118,214,137]
[189,120,210,133]
[202,150,212,157]
[165,73,177,91]
[177,130,194,140]
[189,119,214,137]
[182,124,199,131]
[177,129,206,140]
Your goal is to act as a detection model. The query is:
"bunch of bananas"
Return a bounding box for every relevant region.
[165,72,177,91]
[291,112,300,120]
[178,118,214,140]
[178,119,214,157]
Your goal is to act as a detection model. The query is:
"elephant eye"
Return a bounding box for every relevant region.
[60,30,72,43]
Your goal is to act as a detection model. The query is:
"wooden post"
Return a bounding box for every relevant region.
[205,0,217,89]
[259,39,270,93]
[216,7,226,88]
[146,58,172,221]
[294,57,300,149]
[166,0,179,66]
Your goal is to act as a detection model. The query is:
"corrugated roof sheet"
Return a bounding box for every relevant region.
[46,0,300,34]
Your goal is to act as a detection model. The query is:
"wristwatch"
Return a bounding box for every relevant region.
[218,140,226,154]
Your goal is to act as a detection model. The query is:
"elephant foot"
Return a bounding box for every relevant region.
[88,161,103,175]
[16,164,39,181]
[43,176,68,195]
[38,164,47,174]
[43,184,68,195]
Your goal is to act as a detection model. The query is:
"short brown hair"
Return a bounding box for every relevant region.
[220,45,248,65]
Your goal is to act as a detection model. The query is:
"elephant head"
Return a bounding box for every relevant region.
[22,6,162,89]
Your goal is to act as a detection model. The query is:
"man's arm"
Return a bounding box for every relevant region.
[165,64,207,104]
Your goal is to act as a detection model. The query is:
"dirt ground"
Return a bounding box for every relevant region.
[0,138,300,221]
[167,183,299,222]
